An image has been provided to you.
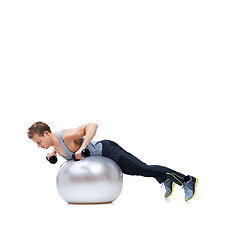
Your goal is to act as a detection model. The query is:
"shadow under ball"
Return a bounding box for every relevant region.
[56,156,123,204]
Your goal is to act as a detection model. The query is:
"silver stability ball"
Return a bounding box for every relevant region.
[56,156,123,204]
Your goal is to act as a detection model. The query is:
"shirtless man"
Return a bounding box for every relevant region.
[27,121,198,201]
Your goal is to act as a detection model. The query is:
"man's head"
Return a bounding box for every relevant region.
[27,121,53,149]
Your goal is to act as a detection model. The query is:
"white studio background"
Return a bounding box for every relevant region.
[0,0,239,239]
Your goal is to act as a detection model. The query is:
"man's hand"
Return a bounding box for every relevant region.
[74,147,84,160]
[47,149,57,160]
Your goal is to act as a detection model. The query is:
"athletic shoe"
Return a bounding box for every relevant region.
[164,179,175,198]
[182,176,198,201]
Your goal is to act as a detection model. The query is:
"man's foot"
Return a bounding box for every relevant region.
[182,176,198,201]
[164,179,175,198]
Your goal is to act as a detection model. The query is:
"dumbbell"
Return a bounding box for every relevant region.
[46,149,90,164]
[46,155,58,164]
[72,149,90,161]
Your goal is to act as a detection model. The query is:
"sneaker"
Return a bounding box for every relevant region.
[164,179,175,198]
[182,176,198,201]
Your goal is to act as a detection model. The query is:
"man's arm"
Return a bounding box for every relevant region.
[63,123,98,159]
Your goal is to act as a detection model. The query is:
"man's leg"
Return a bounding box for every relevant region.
[117,150,186,186]
[101,140,198,200]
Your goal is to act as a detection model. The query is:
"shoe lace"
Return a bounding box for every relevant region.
[161,179,169,189]
[182,183,189,194]
[161,183,165,191]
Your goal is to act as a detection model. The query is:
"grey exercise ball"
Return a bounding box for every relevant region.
[56,156,123,204]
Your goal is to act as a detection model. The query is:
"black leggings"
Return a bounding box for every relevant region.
[101,140,186,186]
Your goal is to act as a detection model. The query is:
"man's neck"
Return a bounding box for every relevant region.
[50,133,60,148]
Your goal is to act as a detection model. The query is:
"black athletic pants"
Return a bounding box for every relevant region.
[101,140,186,186]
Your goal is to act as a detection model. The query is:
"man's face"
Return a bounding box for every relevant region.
[32,132,51,149]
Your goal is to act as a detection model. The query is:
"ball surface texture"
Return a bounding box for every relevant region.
[56,156,123,204]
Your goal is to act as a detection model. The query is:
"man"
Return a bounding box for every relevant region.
[27,121,198,201]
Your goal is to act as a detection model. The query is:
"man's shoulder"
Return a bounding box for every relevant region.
[61,128,75,140]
